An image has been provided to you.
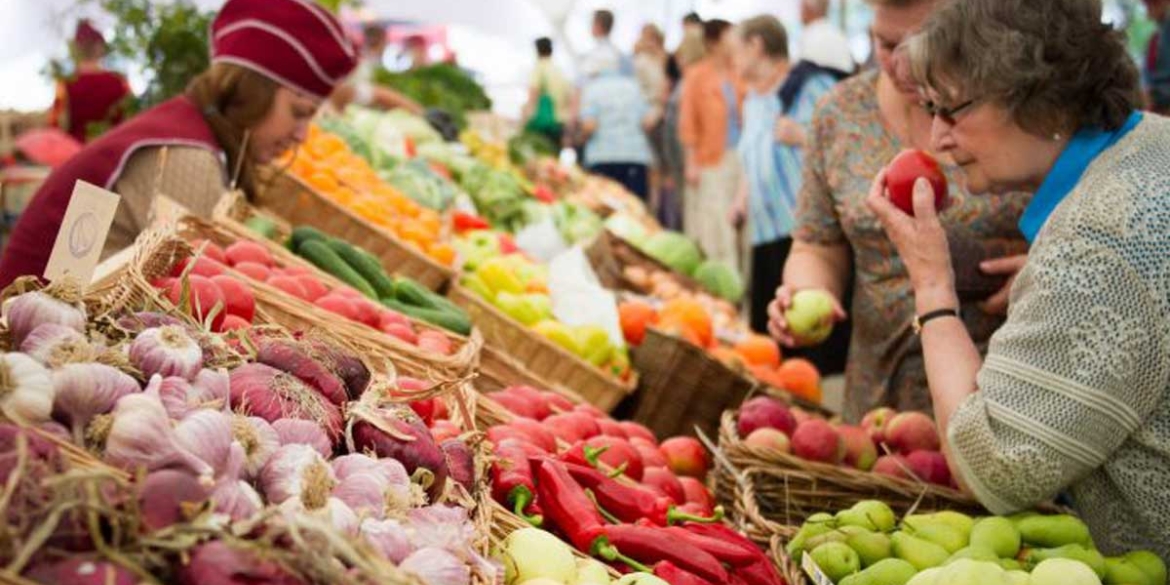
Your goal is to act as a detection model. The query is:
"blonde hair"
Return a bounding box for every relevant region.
[675,31,706,68]
[186,62,279,198]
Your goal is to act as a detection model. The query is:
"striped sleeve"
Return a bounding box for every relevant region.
[949,229,1170,514]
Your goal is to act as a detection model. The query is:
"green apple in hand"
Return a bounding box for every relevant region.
[786,289,836,345]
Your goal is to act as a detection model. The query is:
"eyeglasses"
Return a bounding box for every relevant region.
[923,98,978,125]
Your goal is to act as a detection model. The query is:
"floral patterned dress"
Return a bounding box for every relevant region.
[795,70,1031,422]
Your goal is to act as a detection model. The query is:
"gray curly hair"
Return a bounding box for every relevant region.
[907,0,1141,135]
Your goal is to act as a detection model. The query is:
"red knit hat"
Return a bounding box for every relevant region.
[211,0,357,100]
[73,20,106,50]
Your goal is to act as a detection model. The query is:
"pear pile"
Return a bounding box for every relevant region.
[786,501,1166,585]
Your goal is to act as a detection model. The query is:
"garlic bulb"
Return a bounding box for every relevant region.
[332,454,412,515]
[259,444,336,508]
[51,363,139,442]
[271,418,332,457]
[174,409,234,476]
[332,472,388,519]
[210,442,262,521]
[104,381,213,480]
[159,369,230,419]
[2,292,85,348]
[157,377,196,419]
[231,416,279,478]
[130,326,203,381]
[400,547,470,585]
[360,518,413,564]
[281,496,358,537]
[0,353,54,424]
[19,324,94,368]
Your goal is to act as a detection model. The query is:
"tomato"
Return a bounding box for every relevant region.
[167,275,226,331]
[224,241,275,268]
[210,275,256,323]
[885,150,947,216]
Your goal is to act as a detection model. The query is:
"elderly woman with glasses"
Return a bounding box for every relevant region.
[868,0,1170,556]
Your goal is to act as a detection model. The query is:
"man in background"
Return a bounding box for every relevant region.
[523,37,572,146]
[798,0,854,74]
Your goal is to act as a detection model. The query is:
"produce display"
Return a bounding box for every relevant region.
[787,499,1165,585]
[0,287,492,584]
[375,64,492,130]
[281,125,456,267]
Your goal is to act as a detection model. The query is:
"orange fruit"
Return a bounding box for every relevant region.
[734,334,782,369]
[710,346,747,372]
[776,358,822,404]
[428,243,456,266]
[619,301,659,346]
[656,320,703,347]
[659,298,712,348]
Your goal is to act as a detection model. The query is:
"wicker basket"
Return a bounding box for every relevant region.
[625,328,755,440]
[254,167,453,291]
[447,284,635,413]
[711,410,986,545]
[103,221,481,381]
[584,229,704,294]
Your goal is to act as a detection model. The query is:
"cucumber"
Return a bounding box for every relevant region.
[381,297,472,335]
[326,239,396,299]
[394,277,464,315]
[244,216,279,241]
[298,240,378,299]
[289,225,328,252]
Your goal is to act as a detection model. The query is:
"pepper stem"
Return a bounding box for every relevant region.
[667,505,726,525]
[606,463,629,479]
[584,445,608,466]
[509,486,543,527]
[593,537,652,573]
[585,489,622,524]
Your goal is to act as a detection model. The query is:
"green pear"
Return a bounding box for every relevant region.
[846,530,893,568]
[946,545,999,565]
[969,517,1021,558]
[1017,514,1092,548]
[999,559,1023,571]
[1024,544,1105,577]
[851,500,898,532]
[1005,570,1031,585]
[910,522,968,554]
[1006,511,1039,526]
[891,531,950,571]
[1104,557,1152,585]
[806,530,850,550]
[937,558,1009,585]
[929,511,976,539]
[808,512,838,525]
[1125,551,1168,585]
[838,508,880,531]
[810,541,862,583]
[787,521,836,558]
[839,558,918,585]
[1031,558,1104,585]
[905,567,942,585]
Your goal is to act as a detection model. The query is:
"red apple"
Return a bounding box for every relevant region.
[659,437,710,479]
[642,466,686,505]
[573,403,606,419]
[861,407,897,446]
[872,454,911,479]
[509,418,559,453]
[836,425,878,471]
[744,428,791,455]
[905,450,951,486]
[737,396,797,438]
[172,256,226,279]
[430,420,461,443]
[678,476,715,511]
[790,420,845,464]
[585,436,644,481]
[630,438,668,468]
[619,422,657,444]
[886,149,947,216]
[885,411,940,453]
[596,418,629,439]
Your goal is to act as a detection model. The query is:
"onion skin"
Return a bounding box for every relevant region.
[440,439,475,491]
[349,404,448,501]
[176,541,306,585]
[308,342,370,399]
[229,363,342,442]
[256,340,348,406]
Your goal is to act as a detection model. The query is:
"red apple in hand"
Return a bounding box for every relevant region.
[886,150,947,216]
[659,437,710,479]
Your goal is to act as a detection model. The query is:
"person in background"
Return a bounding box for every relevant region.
[634,25,670,218]
[730,15,838,335]
[682,12,705,39]
[522,37,572,147]
[679,19,744,270]
[584,10,632,78]
[48,20,132,143]
[579,53,655,200]
[659,31,707,231]
[330,23,423,114]
[872,0,1168,555]
[0,0,357,289]
[1145,0,1170,114]
[798,0,855,74]
[404,35,430,70]
[767,0,1031,423]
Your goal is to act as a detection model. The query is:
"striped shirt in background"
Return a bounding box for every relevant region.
[737,72,836,246]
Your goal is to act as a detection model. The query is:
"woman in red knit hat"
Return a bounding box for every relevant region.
[48,20,132,143]
[0,0,358,288]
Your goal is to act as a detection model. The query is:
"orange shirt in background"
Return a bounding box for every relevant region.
[678,57,745,169]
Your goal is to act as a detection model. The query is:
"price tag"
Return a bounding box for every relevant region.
[802,553,837,585]
[43,180,121,287]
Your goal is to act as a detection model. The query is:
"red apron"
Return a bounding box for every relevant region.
[51,71,132,143]
[0,96,222,290]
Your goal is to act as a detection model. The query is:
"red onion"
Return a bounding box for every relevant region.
[138,469,211,531]
[176,541,305,585]
[347,400,448,500]
[24,559,138,585]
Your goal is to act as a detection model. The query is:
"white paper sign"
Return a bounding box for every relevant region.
[43,181,121,287]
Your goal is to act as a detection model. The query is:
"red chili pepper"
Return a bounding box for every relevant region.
[735,558,786,585]
[531,458,649,571]
[453,211,491,233]
[655,525,758,567]
[490,440,543,526]
[654,561,717,585]
[533,184,557,203]
[498,233,519,254]
[601,524,729,584]
[557,442,607,468]
[404,136,417,158]
[680,524,785,585]
[564,463,723,526]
